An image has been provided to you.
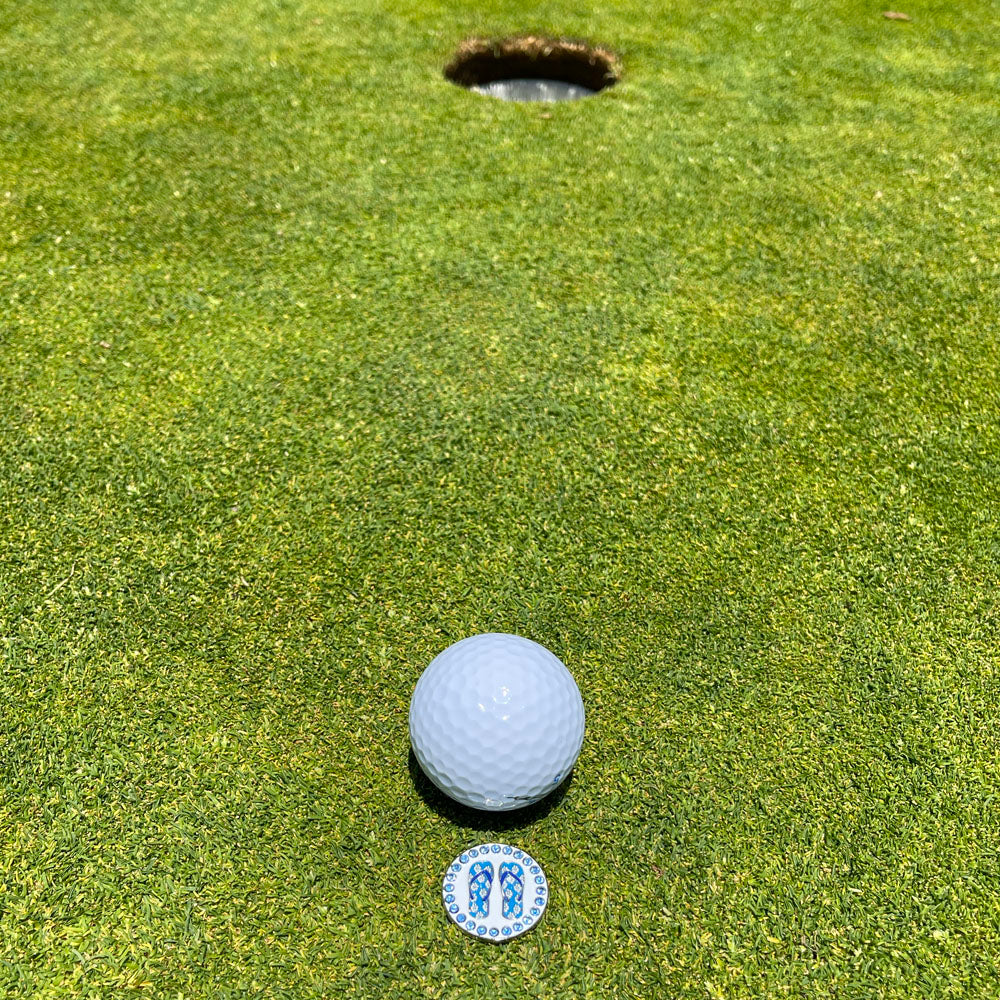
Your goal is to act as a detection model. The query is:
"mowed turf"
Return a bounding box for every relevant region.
[2,0,999,996]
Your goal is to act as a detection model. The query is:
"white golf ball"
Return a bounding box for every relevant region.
[409,633,585,811]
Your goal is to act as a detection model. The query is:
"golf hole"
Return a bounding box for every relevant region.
[444,36,620,103]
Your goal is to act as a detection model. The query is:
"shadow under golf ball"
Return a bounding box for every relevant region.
[408,748,575,831]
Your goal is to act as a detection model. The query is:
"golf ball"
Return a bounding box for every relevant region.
[409,633,585,811]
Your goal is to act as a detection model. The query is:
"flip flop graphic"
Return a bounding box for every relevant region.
[499,862,524,920]
[468,862,494,918]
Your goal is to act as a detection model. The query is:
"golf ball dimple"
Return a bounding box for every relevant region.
[409,633,585,811]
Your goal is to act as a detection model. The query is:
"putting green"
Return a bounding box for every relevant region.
[2,1,998,997]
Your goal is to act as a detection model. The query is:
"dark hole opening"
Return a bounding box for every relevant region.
[444,37,620,99]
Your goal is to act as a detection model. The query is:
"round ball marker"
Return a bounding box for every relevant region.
[442,843,548,942]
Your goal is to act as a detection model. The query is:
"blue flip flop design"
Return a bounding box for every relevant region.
[499,862,524,920]
[468,861,494,918]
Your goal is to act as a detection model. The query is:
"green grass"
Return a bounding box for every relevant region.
[2,0,999,995]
